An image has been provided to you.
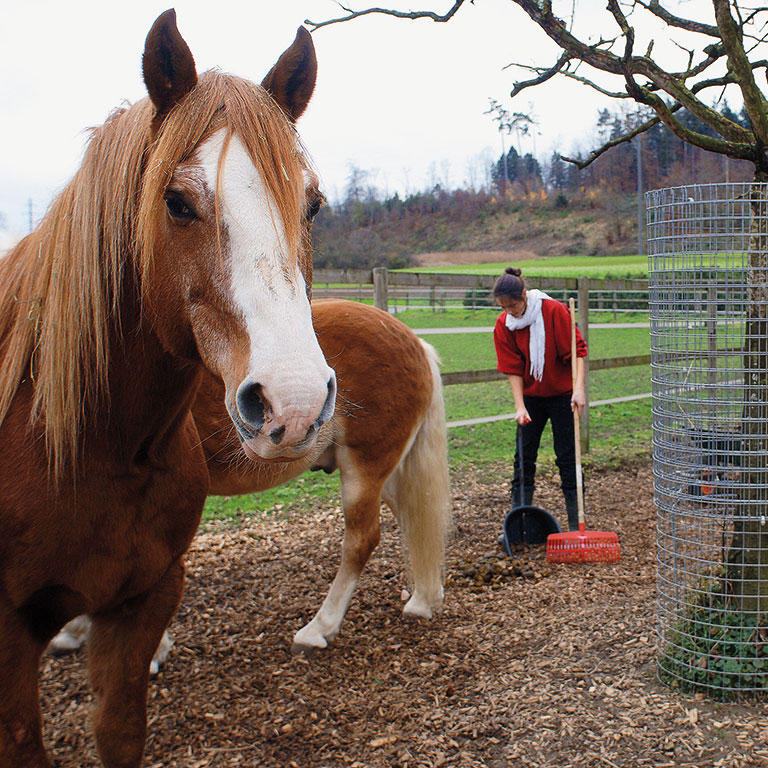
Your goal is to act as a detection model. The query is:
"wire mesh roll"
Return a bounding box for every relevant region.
[648,183,768,698]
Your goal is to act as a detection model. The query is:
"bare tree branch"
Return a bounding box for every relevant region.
[638,0,720,38]
[563,70,757,171]
[510,63,632,100]
[305,0,467,31]
[510,0,752,145]
[561,111,668,169]
[713,0,768,145]
[308,0,768,174]
[508,51,573,98]
[630,66,751,143]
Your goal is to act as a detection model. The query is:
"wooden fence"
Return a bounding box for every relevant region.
[313,268,651,452]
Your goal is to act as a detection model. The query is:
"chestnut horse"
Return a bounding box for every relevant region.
[0,11,334,768]
[51,299,451,659]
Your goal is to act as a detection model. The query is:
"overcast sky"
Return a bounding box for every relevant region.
[1,0,722,239]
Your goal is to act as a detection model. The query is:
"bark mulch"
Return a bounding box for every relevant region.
[40,461,768,767]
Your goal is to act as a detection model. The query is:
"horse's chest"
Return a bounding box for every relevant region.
[8,443,207,612]
[85,458,208,601]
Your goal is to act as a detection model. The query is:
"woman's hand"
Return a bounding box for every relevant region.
[508,375,529,425]
[571,387,586,416]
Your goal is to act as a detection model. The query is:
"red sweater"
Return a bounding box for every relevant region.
[493,299,588,398]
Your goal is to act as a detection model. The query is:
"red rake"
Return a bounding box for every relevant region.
[546,522,621,563]
[546,299,620,564]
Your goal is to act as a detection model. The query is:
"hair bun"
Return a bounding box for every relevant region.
[493,268,525,300]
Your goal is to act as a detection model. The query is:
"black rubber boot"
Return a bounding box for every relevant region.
[510,484,535,508]
[523,486,534,507]
[563,489,580,531]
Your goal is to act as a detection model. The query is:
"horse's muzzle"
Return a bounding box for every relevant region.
[230,372,336,460]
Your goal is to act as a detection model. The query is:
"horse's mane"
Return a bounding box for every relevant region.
[0,70,306,477]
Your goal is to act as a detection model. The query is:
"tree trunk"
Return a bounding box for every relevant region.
[728,176,768,613]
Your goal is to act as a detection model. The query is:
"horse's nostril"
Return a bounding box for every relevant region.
[236,380,266,430]
[269,425,286,445]
[315,373,337,429]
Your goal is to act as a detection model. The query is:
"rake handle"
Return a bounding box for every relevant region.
[569,298,585,530]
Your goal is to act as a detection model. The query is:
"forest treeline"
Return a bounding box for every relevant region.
[312,103,753,269]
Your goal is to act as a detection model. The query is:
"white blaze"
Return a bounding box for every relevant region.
[197,130,333,453]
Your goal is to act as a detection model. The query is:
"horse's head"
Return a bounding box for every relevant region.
[138,10,334,461]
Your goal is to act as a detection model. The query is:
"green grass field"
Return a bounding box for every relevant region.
[402,254,649,279]
[203,263,653,521]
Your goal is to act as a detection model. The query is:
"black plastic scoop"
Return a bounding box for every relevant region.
[501,428,561,552]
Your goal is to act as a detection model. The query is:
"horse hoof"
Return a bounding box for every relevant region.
[402,597,434,620]
[291,623,332,656]
[290,641,320,657]
[47,632,84,656]
[47,640,80,657]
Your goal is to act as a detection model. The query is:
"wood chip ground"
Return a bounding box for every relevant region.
[40,462,768,767]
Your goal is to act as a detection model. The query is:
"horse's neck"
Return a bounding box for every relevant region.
[103,292,203,469]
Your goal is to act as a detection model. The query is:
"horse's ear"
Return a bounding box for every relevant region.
[142,9,197,121]
[261,27,317,122]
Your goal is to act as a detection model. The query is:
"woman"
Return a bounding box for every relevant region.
[492,267,587,531]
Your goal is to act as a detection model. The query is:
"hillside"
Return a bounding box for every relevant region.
[411,199,637,266]
[311,189,640,270]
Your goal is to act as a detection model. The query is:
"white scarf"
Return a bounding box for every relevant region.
[504,289,551,381]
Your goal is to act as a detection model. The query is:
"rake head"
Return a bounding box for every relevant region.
[546,523,621,563]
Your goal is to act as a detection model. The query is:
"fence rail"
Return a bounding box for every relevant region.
[442,354,652,386]
[313,268,651,451]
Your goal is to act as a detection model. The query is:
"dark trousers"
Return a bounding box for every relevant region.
[512,393,579,499]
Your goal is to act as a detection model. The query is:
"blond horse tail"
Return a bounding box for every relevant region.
[383,339,451,617]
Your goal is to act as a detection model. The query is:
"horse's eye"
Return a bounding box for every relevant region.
[306,197,324,221]
[164,192,196,222]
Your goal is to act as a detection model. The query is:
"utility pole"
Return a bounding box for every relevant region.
[636,137,643,257]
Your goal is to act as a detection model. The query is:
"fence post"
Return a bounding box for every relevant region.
[373,267,389,312]
[578,276,590,454]
[707,284,718,393]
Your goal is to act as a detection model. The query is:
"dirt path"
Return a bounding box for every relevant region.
[41,463,768,767]
[412,251,541,268]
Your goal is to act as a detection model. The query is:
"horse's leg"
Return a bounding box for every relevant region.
[150,630,173,675]
[86,560,185,768]
[0,604,50,767]
[382,381,451,620]
[292,453,384,654]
